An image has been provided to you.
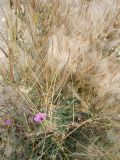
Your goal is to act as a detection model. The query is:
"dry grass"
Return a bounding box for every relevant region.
[0,0,120,159]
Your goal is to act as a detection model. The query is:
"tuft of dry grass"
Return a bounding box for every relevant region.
[0,0,120,159]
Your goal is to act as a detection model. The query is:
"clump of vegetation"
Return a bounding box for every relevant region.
[0,0,120,160]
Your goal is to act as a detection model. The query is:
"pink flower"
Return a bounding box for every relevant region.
[34,112,46,123]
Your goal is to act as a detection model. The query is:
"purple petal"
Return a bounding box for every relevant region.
[5,119,12,125]
[34,112,46,123]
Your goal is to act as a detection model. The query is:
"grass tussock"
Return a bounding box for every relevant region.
[0,0,120,159]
